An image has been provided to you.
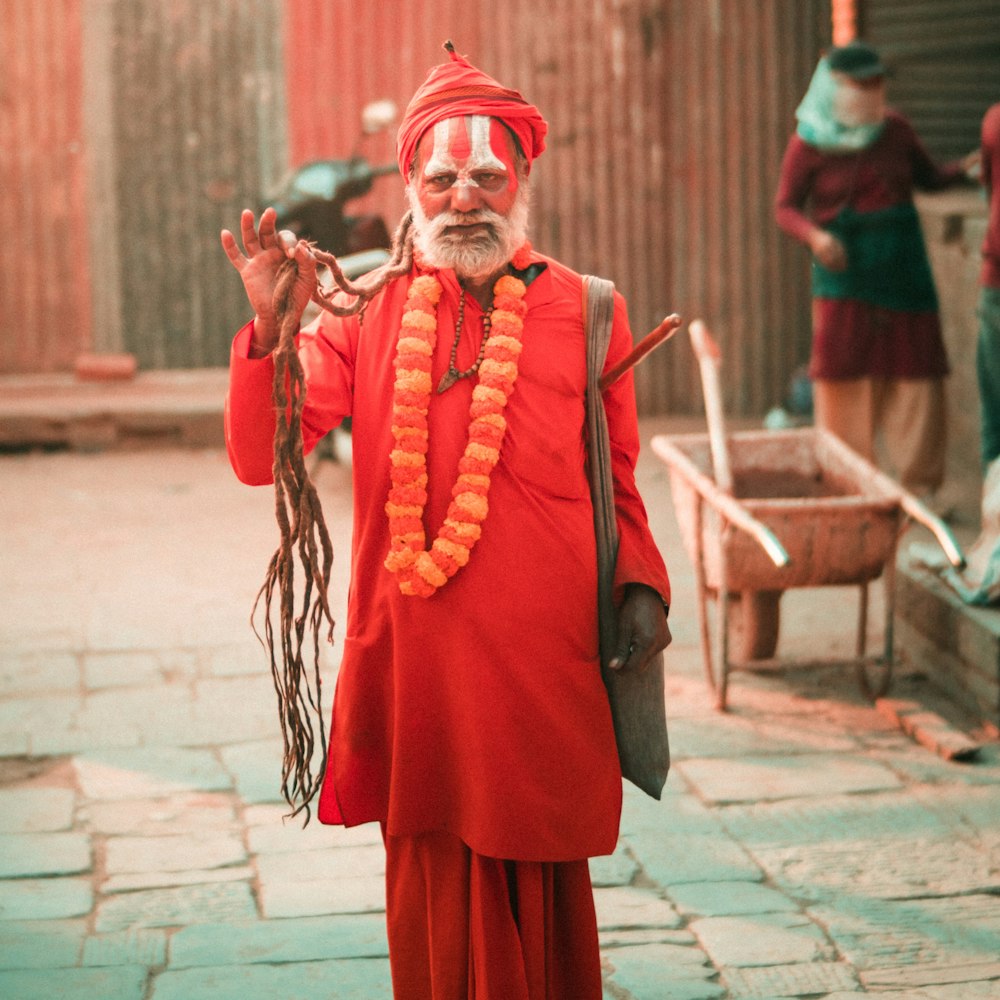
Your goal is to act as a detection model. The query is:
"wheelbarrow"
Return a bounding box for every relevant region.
[651,320,966,710]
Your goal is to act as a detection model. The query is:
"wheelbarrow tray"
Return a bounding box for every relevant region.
[656,427,903,592]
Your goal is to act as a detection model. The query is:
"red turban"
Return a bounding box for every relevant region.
[396,43,548,177]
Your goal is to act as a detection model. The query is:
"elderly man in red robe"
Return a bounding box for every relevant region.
[222,44,671,1000]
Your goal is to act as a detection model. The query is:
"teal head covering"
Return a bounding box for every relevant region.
[795,56,885,153]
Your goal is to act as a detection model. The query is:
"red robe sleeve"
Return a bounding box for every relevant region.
[602,291,671,609]
[224,314,357,486]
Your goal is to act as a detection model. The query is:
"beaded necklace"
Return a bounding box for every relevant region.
[437,291,493,394]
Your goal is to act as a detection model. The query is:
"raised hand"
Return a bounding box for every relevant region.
[221,208,319,354]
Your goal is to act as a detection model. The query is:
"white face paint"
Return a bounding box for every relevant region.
[422,115,509,193]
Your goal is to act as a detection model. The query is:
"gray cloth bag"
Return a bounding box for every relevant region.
[583,275,670,800]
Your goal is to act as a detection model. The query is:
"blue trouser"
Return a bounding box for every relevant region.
[977,286,1000,469]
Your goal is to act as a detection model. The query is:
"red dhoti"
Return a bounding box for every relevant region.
[384,829,602,1000]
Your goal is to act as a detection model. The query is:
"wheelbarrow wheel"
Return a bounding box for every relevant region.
[728,590,782,661]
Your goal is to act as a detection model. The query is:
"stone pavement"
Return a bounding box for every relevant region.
[1,419,999,1000]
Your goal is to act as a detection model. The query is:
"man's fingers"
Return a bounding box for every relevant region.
[608,630,634,672]
[240,209,262,256]
[258,207,278,249]
[220,230,246,270]
[277,229,299,255]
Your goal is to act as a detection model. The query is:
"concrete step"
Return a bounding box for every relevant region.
[0,369,229,451]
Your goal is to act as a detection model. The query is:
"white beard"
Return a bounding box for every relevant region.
[407,181,531,280]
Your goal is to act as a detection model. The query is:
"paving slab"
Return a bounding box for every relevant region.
[677,754,902,804]
[81,794,237,836]
[667,714,859,759]
[73,747,233,799]
[599,927,699,949]
[755,836,1000,902]
[0,919,86,969]
[861,960,1000,991]
[589,842,640,887]
[809,893,1000,975]
[690,912,831,968]
[718,788,960,848]
[95,880,257,931]
[202,644,271,678]
[0,877,93,921]
[30,722,144,755]
[246,813,351,854]
[0,965,149,1000]
[82,650,164,689]
[218,740,287,804]
[0,832,91,877]
[720,961,860,999]
[258,873,386,919]
[0,788,75,833]
[593,886,683,930]
[603,943,723,1000]
[169,912,389,968]
[0,651,80,696]
[150,958,394,1000]
[668,880,800,917]
[625,827,764,888]
[103,864,255,894]
[82,927,168,967]
[104,831,247,874]
[256,844,385,883]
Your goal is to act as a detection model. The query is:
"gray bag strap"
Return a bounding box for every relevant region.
[583,275,620,668]
[582,274,670,800]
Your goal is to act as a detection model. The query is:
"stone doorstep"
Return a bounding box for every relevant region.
[896,562,1000,730]
[0,369,228,451]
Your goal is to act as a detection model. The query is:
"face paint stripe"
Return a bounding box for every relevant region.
[423,119,456,177]
[470,116,505,171]
[451,116,471,161]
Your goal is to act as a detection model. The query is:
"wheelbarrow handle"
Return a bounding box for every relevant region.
[688,320,733,494]
[898,494,966,570]
[650,435,791,569]
[817,429,966,570]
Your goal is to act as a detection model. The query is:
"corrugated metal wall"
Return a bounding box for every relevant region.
[109,0,287,369]
[1,0,92,374]
[3,0,830,418]
[283,0,830,417]
[861,0,1000,161]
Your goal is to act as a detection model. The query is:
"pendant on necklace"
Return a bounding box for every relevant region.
[437,369,460,394]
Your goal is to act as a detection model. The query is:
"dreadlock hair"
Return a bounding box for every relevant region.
[255,212,416,822]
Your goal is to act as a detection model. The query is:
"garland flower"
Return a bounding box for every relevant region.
[384,266,529,597]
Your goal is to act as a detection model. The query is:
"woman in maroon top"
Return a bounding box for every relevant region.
[775,41,973,501]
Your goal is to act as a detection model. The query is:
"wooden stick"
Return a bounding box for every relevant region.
[688,319,733,494]
[599,314,682,392]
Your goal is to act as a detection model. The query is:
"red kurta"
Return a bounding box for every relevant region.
[225,252,670,863]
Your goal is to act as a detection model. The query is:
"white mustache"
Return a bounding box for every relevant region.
[426,210,503,235]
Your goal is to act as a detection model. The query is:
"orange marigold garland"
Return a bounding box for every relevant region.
[384,271,528,596]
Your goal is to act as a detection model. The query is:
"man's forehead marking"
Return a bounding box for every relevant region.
[423,115,507,176]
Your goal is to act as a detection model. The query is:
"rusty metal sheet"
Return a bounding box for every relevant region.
[862,0,1000,160]
[0,0,92,374]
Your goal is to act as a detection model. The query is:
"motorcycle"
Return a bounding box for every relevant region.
[266,98,399,283]
[265,100,400,461]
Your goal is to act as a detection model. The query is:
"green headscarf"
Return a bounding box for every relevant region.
[795,57,885,153]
